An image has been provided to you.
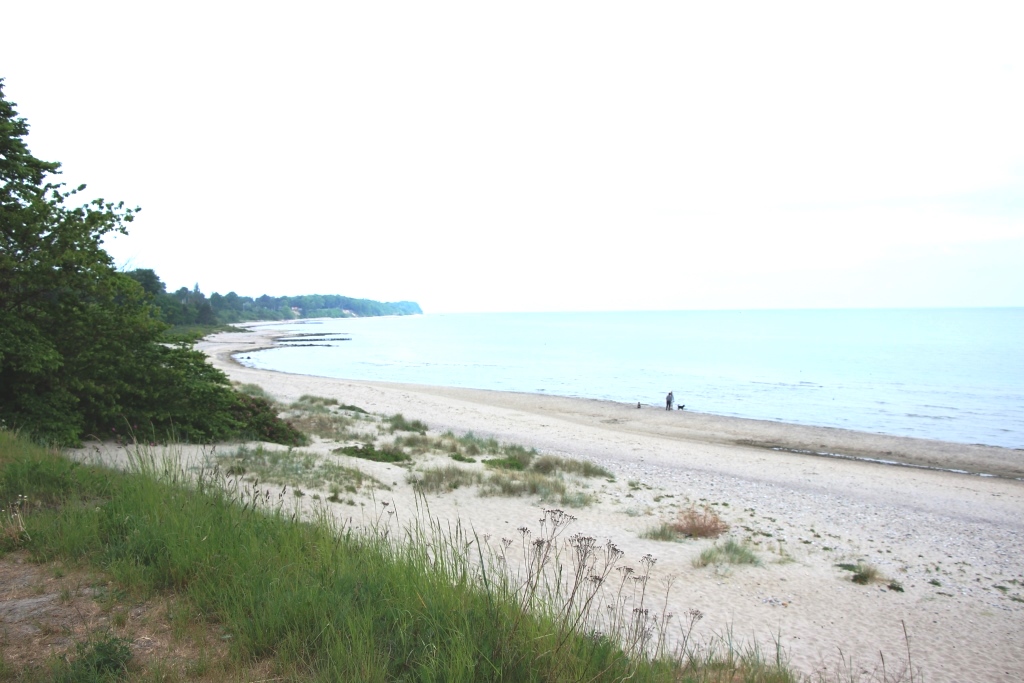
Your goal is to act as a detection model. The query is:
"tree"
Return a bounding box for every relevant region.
[126,268,166,296]
[0,79,303,446]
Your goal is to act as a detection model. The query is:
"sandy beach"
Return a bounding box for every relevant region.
[195,327,1024,682]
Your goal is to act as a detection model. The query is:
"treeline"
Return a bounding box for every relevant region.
[125,269,422,327]
[0,80,299,446]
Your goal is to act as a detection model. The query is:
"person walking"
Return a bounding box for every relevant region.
[665,391,674,410]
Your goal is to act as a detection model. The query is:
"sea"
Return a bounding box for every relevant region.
[237,308,1024,450]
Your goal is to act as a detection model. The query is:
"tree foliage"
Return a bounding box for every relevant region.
[0,79,303,446]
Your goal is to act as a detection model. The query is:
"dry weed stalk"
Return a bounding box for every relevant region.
[1,494,31,547]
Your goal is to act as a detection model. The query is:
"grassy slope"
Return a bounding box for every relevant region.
[0,430,803,682]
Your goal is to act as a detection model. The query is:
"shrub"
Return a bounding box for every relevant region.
[852,563,880,585]
[229,393,307,446]
[671,505,729,538]
[836,561,882,585]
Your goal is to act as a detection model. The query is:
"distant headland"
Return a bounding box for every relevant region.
[126,268,422,326]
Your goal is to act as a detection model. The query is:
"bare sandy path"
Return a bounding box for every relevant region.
[197,328,1024,682]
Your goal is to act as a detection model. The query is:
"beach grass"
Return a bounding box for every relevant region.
[387,412,429,434]
[210,398,607,507]
[837,561,883,585]
[219,444,386,493]
[0,429,827,682]
[409,464,483,493]
[694,539,761,568]
[332,443,410,463]
[531,454,614,479]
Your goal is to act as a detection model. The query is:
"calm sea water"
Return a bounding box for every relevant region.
[238,308,1024,449]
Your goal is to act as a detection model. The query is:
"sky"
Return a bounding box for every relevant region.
[3,1,1022,313]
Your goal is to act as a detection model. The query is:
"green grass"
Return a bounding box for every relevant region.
[693,539,761,568]
[387,413,429,434]
[484,455,529,470]
[53,632,133,682]
[333,443,410,463]
[641,523,681,542]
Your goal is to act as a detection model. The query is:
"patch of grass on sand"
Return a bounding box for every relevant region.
[480,470,593,506]
[693,539,760,568]
[291,394,340,412]
[836,562,882,585]
[219,445,384,493]
[392,434,440,455]
[530,455,613,479]
[333,443,410,464]
[640,524,680,542]
[409,465,483,493]
[288,412,358,440]
[387,414,429,434]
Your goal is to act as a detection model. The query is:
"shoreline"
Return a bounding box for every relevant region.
[196,327,1024,682]
[209,326,1024,480]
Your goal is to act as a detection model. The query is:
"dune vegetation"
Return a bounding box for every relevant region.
[0,428,810,682]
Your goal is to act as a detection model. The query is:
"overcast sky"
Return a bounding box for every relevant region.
[3,1,1022,313]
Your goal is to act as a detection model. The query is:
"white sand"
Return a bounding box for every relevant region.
[194,327,1023,682]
